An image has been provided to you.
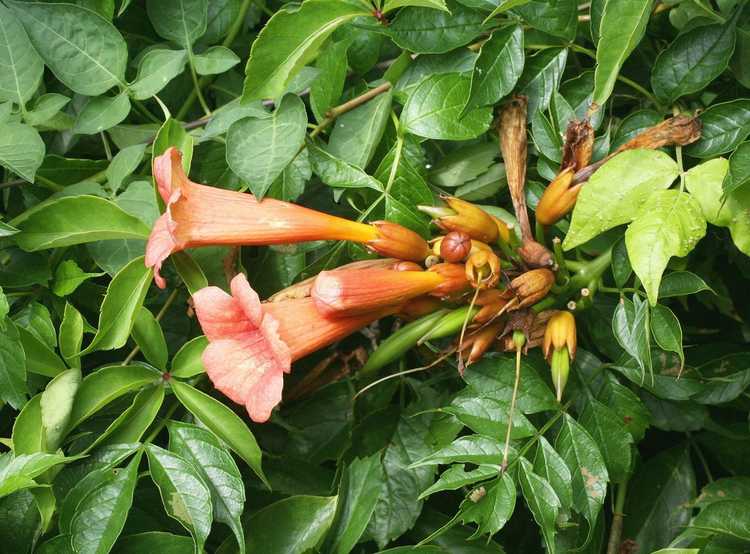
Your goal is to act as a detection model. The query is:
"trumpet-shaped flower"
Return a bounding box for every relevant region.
[192,274,390,422]
[146,148,429,287]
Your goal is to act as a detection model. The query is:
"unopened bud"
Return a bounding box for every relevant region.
[550,347,570,401]
[428,262,470,297]
[561,120,594,171]
[397,296,443,319]
[519,238,555,268]
[367,221,431,262]
[420,196,499,243]
[460,321,504,365]
[543,311,577,361]
[536,167,582,226]
[465,250,501,289]
[439,231,472,262]
[473,288,509,324]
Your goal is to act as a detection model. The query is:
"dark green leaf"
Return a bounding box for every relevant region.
[533,435,573,511]
[518,458,559,554]
[650,304,684,369]
[579,398,633,483]
[686,99,750,158]
[0,320,28,409]
[74,94,131,135]
[658,271,714,298]
[516,48,568,114]
[310,40,350,123]
[514,0,577,41]
[459,472,516,538]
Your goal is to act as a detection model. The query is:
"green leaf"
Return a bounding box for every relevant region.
[0,4,43,106]
[226,94,307,199]
[241,0,368,102]
[459,472,516,538]
[15,196,151,251]
[153,118,194,176]
[0,122,45,182]
[533,436,573,511]
[387,1,485,54]
[383,0,448,12]
[650,304,684,369]
[169,380,266,486]
[555,414,609,535]
[132,307,168,370]
[691,499,750,541]
[454,163,506,200]
[110,532,195,554]
[0,320,28,410]
[193,46,239,75]
[145,444,213,551]
[465,25,524,111]
[651,21,737,104]
[92,385,164,448]
[401,73,493,140]
[564,150,679,250]
[514,0,577,41]
[419,464,497,499]
[579,398,633,483]
[24,93,71,126]
[59,303,84,369]
[685,157,750,256]
[13,302,55,350]
[325,455,384,554]
[106,144,147,194]
[411,435,510,468]
[0,452,76,497]
[686,99,750,158]
[310,40,350,123]
[592,0,652,108]
[8,1,127,96]
[146,0,207,47]
[69,454,140,554]
[170,336,207,378]
[81,256,152,354]
[327,86,392,169]
[308,141,384,191]
[129,48,188,100]
[518,458,559,554]
[40,368,81,451]
[244,495,337,553]
[484,0,533,20]
[202,99,270,140]
[658,270,714,298]
[66,364,160,432]
[622,448,695,553]
[17,326,66,377]
[0,491,41,552]
[516,47,568,114]
[725,141,750,196]
[74,93,131,135]
[168,421,246,554]
[53,260,104,297]
[445,393,536,438]
[625,189,707,304]
[11,394,43,455]
[612,295,652,378]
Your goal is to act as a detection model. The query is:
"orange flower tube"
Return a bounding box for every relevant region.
[192,274,392,422]
[146,148,429,287]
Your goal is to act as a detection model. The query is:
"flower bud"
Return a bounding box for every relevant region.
[460,321,504,365]
[473,289,509,324]
[465,250,501,289]
[367,221,431,262]
[428,262,470,297]
[397,296,444,319]
[420,196,499,243]
[536,167,583,226]
[439,231,472,262]
[543,310,577,362]
[550,347,570,401]
[509,268,555,308]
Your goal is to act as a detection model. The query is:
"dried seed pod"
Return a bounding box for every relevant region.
[561,119,594,171]
[509,268,555,308]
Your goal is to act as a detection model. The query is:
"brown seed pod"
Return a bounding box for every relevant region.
[440,231,472,262]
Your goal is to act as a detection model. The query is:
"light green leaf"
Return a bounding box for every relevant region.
[555,414,609,537]
[145,444,213,551]
[0,452,77,497]
[383,0,448,13]
[146,0,207,47]
[66,364,160,432]
[310,39,350,123]
[11,394,43,455]
[40,368,81,451]
[685,157,750,256]
[8,1,127,95]
[0,4,44,106]
[308,141,384,191]
[245,496,338,553]
[459,472,516,538]
[170,336,207,378]
[24,93,70,126]
[53,260,104,297]
[411,435,509,468]
[651,20,737,104]
[169,380,266,486]
[131,307,168,370]
[325,455,384,554]
[484,0,533,21]
[429,142,498,188]
[193,46,240,75]
[74,93,131,135]
[686,99,750,158]
[0,122,44,182]
[241,0,368,102]
[13,301,55,349]
[419,465,497,499]
[650,304,684,369]
[327,87,392,169]
[17,326,66,377]
[168,421,246,554]
[465,25,524,111]
[70,454,140,554]
[80,256,152,354]
[387,1,485,54]
[401,73,493,140]
[129,48,188,100]
[625,189,707,304]
[0,320,28,410]
[268,148,311,201]
[91,384,164,449]
[106,143,147,193]
[612,295,652,377]
[226,94,307,199]
[533,436,573,511]
[593,0,652,107]
[202,98,270,140]
[518,458,559,554]
[15,196,150,251]
[564,150,679,250]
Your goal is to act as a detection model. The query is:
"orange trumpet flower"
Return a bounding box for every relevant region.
[146,148,429,287]
[192,274,393,422]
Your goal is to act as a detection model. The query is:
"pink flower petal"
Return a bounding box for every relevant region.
[145,213,178,289]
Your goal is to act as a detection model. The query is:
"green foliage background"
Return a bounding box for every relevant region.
[0,0,750,553]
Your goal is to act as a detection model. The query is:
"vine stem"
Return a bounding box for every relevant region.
[122,289,180,365]
[501,338,524,474]
[309,82,392,140]
[606,478,629,554]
